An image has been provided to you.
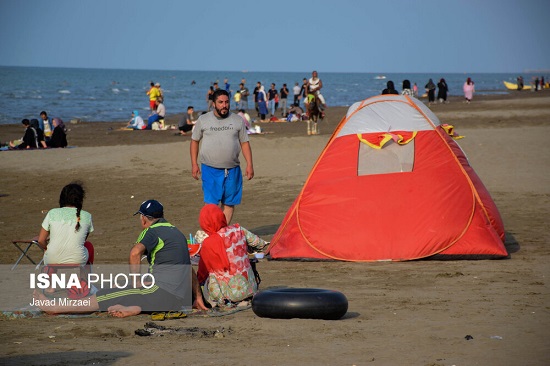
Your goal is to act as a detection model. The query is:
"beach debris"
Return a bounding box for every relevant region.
[70,119,81,124]
[134,322,232,338]
[464,335,474,340]
[135,329,151,337]
[436,271,464,278]
[490,335,503,340]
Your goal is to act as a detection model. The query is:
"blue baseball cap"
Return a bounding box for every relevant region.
[134,200,164,218]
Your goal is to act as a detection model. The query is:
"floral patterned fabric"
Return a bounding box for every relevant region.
[202,224,258,306]
[197,204,258,307]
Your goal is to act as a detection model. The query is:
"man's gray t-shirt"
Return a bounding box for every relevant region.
[191,111,249,169]
[240,87,249,101]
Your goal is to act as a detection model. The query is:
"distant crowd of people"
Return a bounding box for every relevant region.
[380,77,478,104]
[126,82,167,130]
[121,71,329,139]
[204,71,326,123]
[516,75,546,91]
[7,111,68,150]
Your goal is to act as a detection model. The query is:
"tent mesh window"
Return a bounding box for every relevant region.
[357,139,415,175]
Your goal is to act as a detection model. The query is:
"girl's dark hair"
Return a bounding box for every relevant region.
[59,182,86,232]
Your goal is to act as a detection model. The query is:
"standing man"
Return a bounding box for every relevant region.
[146,82,161,112]
[190,89,254,224]
[280,83,289,117]
[224,78,231,99]
[253,81,261,117]
[292,82,301,106]
[39,111,53,141]
[239,83,250,111]
[300,78,308,107]
[156,82,164,101]
[267,83,278,117]
[307,70,326,110]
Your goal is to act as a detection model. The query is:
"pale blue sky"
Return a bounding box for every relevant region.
[1,0,548,73]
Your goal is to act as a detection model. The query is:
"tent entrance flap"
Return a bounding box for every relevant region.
[358,139,415,176]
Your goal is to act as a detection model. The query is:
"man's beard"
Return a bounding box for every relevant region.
[215,106,229,118]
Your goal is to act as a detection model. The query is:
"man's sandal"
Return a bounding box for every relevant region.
[150,312,166,321]
[164,311,187,320]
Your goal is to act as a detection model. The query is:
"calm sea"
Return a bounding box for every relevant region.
[0,66,540,125]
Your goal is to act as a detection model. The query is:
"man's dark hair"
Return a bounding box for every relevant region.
[21,119,30,126]
[187,106,194,111]
[40,111,47,117]
[213,89,229,102]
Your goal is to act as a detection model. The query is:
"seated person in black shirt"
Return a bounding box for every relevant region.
[178,106,196,136]
[9,119,39,149]
[47,118,68,148]
[30,119,48,148]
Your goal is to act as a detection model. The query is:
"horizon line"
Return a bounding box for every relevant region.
[0,64,544,75]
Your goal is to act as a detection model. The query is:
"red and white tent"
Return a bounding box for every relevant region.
[267,95,507,261]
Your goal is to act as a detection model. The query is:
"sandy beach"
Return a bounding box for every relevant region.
[0,92,549,365]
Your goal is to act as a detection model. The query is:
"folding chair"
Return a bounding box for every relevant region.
[11,240,44,270]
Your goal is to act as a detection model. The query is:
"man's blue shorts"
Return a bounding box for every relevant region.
[201,164,243,206]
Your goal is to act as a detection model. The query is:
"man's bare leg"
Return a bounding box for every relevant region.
[107,305,142,318]
[221,204,234,224]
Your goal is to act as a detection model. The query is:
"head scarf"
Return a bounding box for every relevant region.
[426,78,436,89]
[52,117,66,131]
[259,85,267,101]
[197,204,230,282]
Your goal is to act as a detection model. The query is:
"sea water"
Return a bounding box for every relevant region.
[0,66,542,125]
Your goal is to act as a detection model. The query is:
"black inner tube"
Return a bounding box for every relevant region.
[252,288,348,320]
